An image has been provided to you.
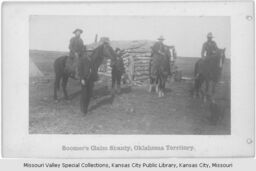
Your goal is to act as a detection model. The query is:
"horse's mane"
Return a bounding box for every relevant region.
[89,44,104,61]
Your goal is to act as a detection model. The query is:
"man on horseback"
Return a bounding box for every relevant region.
[65,28,85,78]
[69,28,84,58]
[149,36,170,97]
[151,36,171,75]
[152,35,166,56]
[201,32,218,60]
[193,32,225,103]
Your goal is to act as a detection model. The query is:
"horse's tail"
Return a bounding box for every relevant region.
[53,56,68,91]
[194,59,201,78]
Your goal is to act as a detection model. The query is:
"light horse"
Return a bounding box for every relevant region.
[53,43,116,102]
[192,48,226,103]
[149,46,171,97]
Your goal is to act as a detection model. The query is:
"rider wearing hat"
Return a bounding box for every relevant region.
[100,37,110,44]
[150,36,170,80]
[201,32,218,59]
[151,35,166,56]
[65,28,85,78]
[69,28,85,59]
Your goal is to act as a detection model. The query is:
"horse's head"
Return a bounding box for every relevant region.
[87,42,117,80]
[217,48,226,69]
[101,42,117,61]
[93,42,117,68]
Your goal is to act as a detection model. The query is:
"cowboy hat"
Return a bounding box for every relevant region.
[207,32,214,38]
[73,28,83,34]
[100,37,110,43]
[158,35,165,40]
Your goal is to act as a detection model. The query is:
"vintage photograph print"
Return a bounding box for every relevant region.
[2,1,254,158]
[29,16,230,135]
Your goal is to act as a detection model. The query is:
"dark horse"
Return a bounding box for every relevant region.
[53,43,116,105]
[149,46,171,97]
[193,48,226,103]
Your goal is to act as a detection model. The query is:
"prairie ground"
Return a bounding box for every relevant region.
[29,50,230,134]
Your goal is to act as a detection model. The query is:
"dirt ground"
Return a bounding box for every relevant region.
[29,51,230,134]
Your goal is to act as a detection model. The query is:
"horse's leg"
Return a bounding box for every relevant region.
[62,74,69,100]
[148,76,154,93]
[210,81,217,104]
[156,76,160,93]
[194,74,202,98]
[160,75,167,97]
[199,78,204,98]
[86,81,94,112]
[156,76,162,97]
[204,80,209,103]
[116,72,121,94]
[162,75,167,97]
[54,74,61,101]
[80,84,88,114]
[158,76,162,97]
[193,77,198,99]
[193,61,201,98]
[111,69,116,94]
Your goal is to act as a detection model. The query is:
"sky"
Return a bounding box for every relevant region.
[30,16,230,58]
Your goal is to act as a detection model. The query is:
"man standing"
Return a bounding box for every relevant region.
[111,48,125,94]
[201,32,218,59]
[78,54,92,114]
[65,28,85,78]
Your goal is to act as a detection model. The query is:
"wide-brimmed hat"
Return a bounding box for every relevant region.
[207,32,214,38]
[158,35,165,40]
[100,37,110,43]
[115,48,121,52]
[73,28,83,34]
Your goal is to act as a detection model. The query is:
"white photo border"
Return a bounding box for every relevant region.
[2,1,254,158]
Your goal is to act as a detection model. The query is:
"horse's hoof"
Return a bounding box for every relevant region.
[148,85,153,92]
[162,92,165,97]
[80,110,88,115]
[193,93,199,99]
[156,86,159,93]
[111,89,115,95]
[203,97,207,103]
[65,99,71,103]
[158,91,162,98]
[117,89,121,94]
[160,91,164,97]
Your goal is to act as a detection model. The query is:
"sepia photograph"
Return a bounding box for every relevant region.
[29,16,231,135]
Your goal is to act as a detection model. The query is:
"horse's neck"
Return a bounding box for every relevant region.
[91,46,103,67]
